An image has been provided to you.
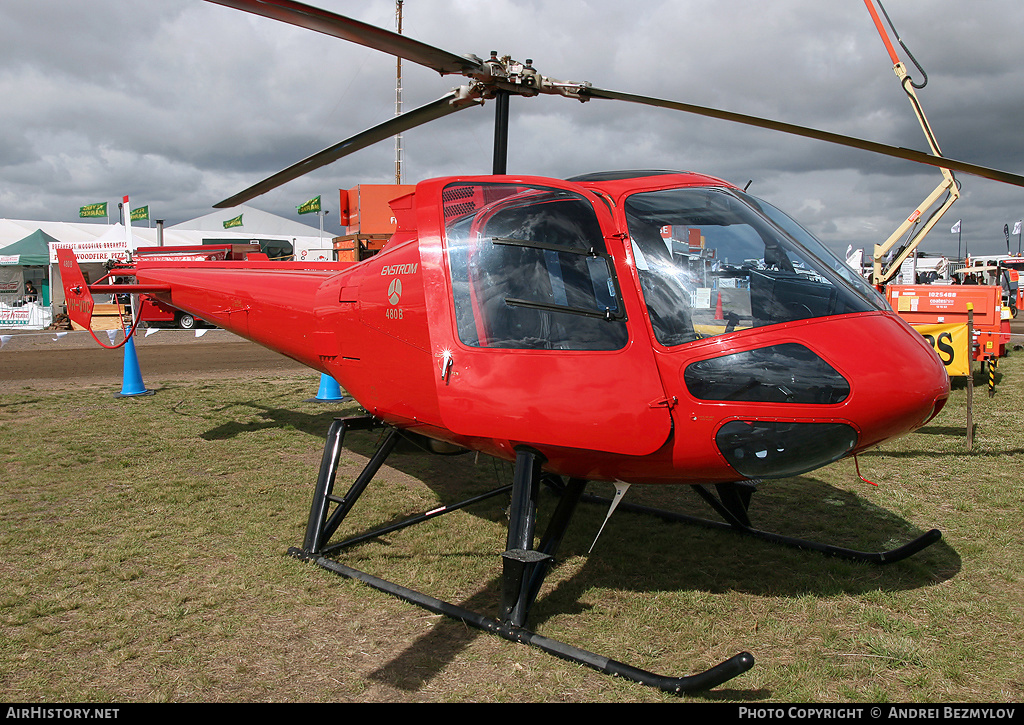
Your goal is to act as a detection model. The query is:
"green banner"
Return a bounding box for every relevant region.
[79,202,108,218]
[223,214,243,229]
[130,205,149,222]
[297,195,321,215]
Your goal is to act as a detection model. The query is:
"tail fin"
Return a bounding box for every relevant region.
[56,248,95,330]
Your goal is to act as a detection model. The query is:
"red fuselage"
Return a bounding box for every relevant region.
[132,172,949,485]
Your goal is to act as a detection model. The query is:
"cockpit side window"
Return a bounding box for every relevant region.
[444,183,628,350]
[625,187,878,347]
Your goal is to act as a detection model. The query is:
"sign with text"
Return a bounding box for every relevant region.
[913,322,971,377]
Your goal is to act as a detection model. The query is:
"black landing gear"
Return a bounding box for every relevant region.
[290,417,941,694]
[288,415,754,694]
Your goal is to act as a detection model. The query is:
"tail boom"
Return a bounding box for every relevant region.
[55,248,172,332]
[133,260,351,369]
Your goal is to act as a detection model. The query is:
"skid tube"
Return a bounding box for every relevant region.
[574,481,941,565]
[289,416,754,695]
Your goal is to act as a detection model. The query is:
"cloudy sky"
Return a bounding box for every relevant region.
[2,0,1023,259]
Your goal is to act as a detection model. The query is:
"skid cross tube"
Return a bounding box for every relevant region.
[576,481,941,565]
[500,447,547,626]
[320,483,514,556]
[291,422,755,694]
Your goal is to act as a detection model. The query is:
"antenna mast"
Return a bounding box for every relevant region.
[394,0,404,184]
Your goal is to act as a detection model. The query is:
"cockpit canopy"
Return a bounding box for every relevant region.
[442,179,885,351]
[625,186,886,346]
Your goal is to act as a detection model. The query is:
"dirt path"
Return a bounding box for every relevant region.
[1,328,313,388]
[4,317,1024,389]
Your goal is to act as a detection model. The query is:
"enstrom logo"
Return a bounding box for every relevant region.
[387,278,402,305]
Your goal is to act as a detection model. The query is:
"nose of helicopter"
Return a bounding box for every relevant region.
[674,311,949,481]
[829,312,950,450]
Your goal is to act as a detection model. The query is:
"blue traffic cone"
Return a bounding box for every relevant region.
[307,373,345,402]
[115,335,154,398]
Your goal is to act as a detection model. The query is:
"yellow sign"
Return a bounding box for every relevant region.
[913,322,971,377]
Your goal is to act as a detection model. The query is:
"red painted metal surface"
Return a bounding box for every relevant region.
[61,172,950,487]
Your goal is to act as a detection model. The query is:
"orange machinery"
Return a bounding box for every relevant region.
[887,284,1009,361]
[335,184,415,261]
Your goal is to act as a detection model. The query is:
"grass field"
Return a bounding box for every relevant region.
[1,354,1022,703]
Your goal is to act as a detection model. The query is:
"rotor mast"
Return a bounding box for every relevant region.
[493,90,509,174]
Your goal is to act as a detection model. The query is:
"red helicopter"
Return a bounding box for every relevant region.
[56,0,1024,693]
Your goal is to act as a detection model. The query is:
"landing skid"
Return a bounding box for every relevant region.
[291,417,941,693]
[574,481,941,565]
[289,415,754,694]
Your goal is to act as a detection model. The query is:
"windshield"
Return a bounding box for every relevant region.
[444,182,628,350]
[624,186,884,346]
[737,191,888,308]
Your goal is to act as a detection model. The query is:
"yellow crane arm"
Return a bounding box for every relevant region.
[864,1,960,286]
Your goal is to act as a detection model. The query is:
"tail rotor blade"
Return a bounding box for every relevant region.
[582,86,1024,188]
[214,91,481,208]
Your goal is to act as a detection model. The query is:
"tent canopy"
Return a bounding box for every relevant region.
[0,229,60,265]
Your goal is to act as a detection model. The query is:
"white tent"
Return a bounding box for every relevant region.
[169,204,323,236]
[0,205,339,329]
[169,205,335,261]
[0,219,108,250]
[2,205,336,261]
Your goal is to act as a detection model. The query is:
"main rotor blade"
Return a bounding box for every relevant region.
[582,86,1024,188]
[205,0,484,76]
[214,92,481,208]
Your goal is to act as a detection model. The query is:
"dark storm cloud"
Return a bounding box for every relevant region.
[0,0,1022,259]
